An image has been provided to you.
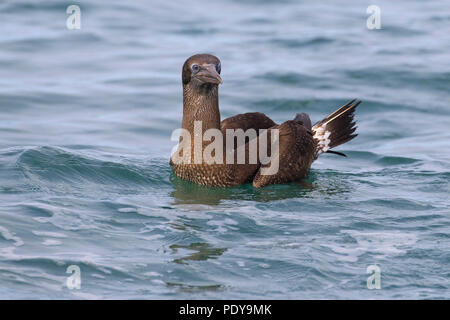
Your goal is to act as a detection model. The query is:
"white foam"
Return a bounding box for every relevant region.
[236,261,245,267]
[144,271,162,277]
[0,226,24,247]
[151,279,166,285]
[118,207,138,213]
[70,291,101,300]
[322,230,418,262]
[32,231,68,238]
[42,239,62,246]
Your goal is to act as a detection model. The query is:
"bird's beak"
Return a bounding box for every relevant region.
[196,65,223,85]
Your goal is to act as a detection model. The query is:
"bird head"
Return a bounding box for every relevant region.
[182,54,222,87]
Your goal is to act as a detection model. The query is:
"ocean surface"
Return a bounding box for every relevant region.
[0,0,449,299]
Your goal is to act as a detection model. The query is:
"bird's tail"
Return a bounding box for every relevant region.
[312,99,361,158]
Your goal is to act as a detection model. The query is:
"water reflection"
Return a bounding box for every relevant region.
[169,171,352,205]
[170,242,227,264]
[166,282,224,293]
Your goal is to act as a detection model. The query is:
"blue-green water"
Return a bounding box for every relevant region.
[1,0,449,299]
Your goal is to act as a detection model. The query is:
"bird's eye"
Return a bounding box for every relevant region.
[191,64,200,73]
[216,63,221,74]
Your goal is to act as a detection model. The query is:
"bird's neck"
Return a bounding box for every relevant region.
[182,84,221,135]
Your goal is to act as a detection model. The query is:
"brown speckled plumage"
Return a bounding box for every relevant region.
[170,54,360,188]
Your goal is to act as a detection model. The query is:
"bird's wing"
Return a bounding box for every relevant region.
[217,113,276,186]
[220,112,276,132]
[252,120,316,188]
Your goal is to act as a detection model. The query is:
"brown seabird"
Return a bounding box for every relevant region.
[170,54,361,188]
